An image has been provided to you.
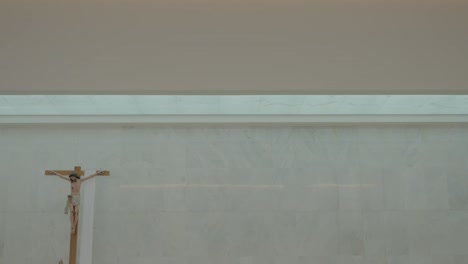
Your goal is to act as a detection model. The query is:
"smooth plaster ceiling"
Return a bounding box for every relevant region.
[0,0,467,95]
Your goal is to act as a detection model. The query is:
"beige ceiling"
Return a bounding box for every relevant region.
[1,0,467,95]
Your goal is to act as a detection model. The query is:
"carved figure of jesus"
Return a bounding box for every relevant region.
[48,170,105,234]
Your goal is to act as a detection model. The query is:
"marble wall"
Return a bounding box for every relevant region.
[0,126,467,264]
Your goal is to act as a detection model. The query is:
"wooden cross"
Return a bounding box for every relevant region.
[45,166,109,264]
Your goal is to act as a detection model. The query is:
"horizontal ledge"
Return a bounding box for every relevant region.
[1,115,468,124]
[2,90,468,95]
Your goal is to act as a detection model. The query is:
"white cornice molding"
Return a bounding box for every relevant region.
[1,115,468,124]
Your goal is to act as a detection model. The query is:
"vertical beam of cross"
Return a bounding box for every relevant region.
[78,170,97,264]
[45,166,109,264]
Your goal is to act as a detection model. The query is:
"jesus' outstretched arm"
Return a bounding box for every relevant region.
[81,171,105,182]
[48,171,71,182]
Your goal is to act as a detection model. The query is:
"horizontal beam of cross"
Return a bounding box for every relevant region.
[44,166,110,176]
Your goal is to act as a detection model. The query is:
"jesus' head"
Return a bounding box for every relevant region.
[69,173,80,182]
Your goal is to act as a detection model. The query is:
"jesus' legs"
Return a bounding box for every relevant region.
[68,198,74,231]
[72,207,79,234]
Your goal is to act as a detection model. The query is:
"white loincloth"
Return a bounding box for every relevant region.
[65,195,80,214]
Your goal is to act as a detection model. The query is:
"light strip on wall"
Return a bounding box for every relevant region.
[0,95,468,115]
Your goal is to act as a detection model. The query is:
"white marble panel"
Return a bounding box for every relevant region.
[387,255,410,264]
[92,211,121,262]
[183,212,229,256]
[157,212,187,257]
[186,142,229,169]
[162,188,187,212]
[384,212,409,256]
[363,212,388,256]
[3,212,33,263]
[1,126,468,264]
[448,168,468,210]
[224,184,282,212]
[29,212,69,262]
[404,166,449,210]
[338,212,365,256]
[446,211,468,255]
[280,167,339,211]
[453,256,468,264]
[0,207,5,261]
[407,211,451,256]
[294,212,339,256]
[184,185,228,211]
[360,169,385,211]
[94,181,121,213]
[224,212,284,256]
[337,168,363,211]
[382,166,408,210]
[6,168,38,213]
[0,170,9,213]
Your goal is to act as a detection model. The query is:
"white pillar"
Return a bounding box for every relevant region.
[78,170,96,264]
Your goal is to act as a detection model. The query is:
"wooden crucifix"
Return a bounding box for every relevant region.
[45,166,109,264]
